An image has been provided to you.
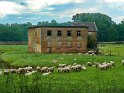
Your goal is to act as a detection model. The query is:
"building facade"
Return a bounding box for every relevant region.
[28,26,88,53]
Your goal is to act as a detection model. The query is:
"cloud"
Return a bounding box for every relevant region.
[0,1,25,17]
[25,0,85,11]
[104,0,124,3]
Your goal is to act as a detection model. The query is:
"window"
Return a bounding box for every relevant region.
[67,30,71,36]
[57,30,62,36]
[47,30,52,36]
[77,30,81,36]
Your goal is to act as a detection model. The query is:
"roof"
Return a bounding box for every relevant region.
[28,25,88,29]
[72,22,98,32]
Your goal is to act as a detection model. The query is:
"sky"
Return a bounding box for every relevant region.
[0,0,124,24]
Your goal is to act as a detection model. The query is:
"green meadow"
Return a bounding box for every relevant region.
[0,44,124,93]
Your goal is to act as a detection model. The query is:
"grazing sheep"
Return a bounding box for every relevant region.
[3,69,10,75]
[9,69,17,73]
[87,62,92,66]
[36,66,41,72]
[58,64,66,68]
[42,72,51,76]
[122,60,124,65]
[24,66,33,72]
[17,68,27,74]
[71,64,82,71]
[48,67,54,72]
[52,59,58,64]
[95,63,100,68]
[25,71,37,76]
[41,67,49,73]
[82,65,86,70]
[110,61,115,66]
[61,66,70,73]
[58,67,63,72]
[73,63,77,66]
[98,64,108,70]
[85,53,89,55]
[106,63,113,69]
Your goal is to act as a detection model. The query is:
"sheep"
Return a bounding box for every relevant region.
[98,64,108,70]
[61,66,70,73]
[24,66,33,72]
[3,69,10,75]
[25,71,37,76]
[41,67,49,73]
[58,64,66,68]
[85,53,89,55]
[42,72,51,76]
[73,63,77,66]
[52,59,58,64]
[106,63,113,69]
[58,67,63,72]
[9,69,17,73]
[36,66,41,72]
[87,62,92,66]
[48,67,54,72]
[82,65,86,70]
[17,68,27,74]
[122,60,124,65]
[110,61,115,66]
[71,64,82,71]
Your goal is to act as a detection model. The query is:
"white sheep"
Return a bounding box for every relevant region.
[58,64,66,68]
[36,66,41,72]
[25,71,37,76]
[82,65,86,70]
[3,69,10,75]
[87,62,92,66]
[42,72,51,76]
[48,67,54,72]
[98,64,108,70]
[52,59,58,64]
[17,68,27,74]
[110,61,115,66]
[61,66,70,73]
[58,67,63,72]
[9,69,17,73]
[41,67,49,73]
[122,60,124,65]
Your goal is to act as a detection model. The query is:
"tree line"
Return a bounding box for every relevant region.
[0,13,124,42]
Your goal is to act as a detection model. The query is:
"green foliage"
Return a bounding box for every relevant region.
[87,35,97,49]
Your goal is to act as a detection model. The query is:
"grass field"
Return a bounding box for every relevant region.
[0,44,124,93]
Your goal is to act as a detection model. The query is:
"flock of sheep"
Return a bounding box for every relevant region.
[0,59,124,76]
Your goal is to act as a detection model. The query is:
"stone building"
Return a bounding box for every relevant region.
[28,26,89,53]
[72,22,98,40]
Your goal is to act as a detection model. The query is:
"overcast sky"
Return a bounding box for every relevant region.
[0,0,124,24]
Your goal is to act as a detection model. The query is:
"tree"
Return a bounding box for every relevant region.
[72,13,115,42]
[87,35,96,49]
